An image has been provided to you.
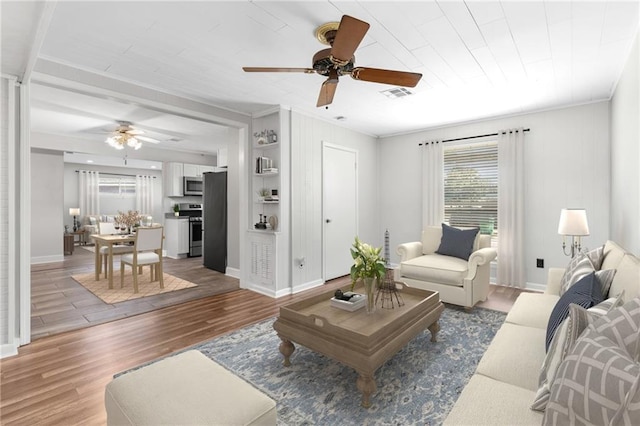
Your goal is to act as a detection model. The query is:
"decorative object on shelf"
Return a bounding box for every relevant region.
[64,225,69,234]
[69,207,80,231]
[349,236,386,314]
[558,208,589,257]
[255,214,268,230]
[256,188,270,200]
[255,156,277,174]
[173,204,180,217]
[376,228,404,309]
[253,129,277,145]
[268,215,278,231]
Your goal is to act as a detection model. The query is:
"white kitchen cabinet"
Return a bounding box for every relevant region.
[165,218,189,258]
[217,148,228,167]
[164,162,184,197]
[184,163,215,177]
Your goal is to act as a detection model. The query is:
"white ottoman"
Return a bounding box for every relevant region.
[105,350,277,425]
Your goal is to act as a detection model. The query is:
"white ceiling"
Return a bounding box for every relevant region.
[2,1,639,144]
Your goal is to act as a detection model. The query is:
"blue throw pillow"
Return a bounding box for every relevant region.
[545,272,604,351]
[435,223,479,260]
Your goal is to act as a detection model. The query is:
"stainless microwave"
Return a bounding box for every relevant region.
[183,176,203,196]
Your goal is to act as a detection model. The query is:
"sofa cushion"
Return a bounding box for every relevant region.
[608,254,640,302]
[543,327,640,426]
[546,272,604,351]
[475,323,547,391]
[590,297,640,359]
[559,252,595,296]
[443,374,543,426]
[505,293,560,329]
[399,253,468,286]
[436,223,479,260]
[532,294,624,411]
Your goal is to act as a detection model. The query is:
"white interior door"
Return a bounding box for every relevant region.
[323,143,358,280]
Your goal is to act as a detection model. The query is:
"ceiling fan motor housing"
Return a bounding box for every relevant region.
[312,48,355,77]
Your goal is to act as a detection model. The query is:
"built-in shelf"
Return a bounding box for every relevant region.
[254,172,279,176]
[253,142,279,149]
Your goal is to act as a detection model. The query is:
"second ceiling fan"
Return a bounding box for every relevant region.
[243,15,422,107]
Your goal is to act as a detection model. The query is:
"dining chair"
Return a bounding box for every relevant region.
[120,226,164,293]
[98,222,134,278]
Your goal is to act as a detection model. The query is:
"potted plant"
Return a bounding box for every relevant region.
[173,204,180,217]
[256,188,270,201]
[350,236,386,313]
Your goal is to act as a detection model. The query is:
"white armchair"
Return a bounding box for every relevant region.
[395,225,497,308]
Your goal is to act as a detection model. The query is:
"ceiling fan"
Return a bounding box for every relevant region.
[243,15,422,107]
[104,122,160,150]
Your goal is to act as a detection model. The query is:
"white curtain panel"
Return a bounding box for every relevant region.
[136,175,154,216]
[422,141,444,228]
[78,170,100,216]
[497,128,525,287]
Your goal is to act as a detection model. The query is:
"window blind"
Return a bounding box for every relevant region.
[443,141,498,236]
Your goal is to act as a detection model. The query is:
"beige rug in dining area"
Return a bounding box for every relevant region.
[71,270,198,304]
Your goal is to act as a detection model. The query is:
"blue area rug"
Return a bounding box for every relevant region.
[194,306,506,425]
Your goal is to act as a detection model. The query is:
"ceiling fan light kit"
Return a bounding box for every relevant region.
[105,122,148,150]
[243,15,422,107]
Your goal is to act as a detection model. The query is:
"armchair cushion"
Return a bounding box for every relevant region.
[400,254,469,286]
[436,223,480,260]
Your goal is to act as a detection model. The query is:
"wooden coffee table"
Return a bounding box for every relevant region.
[273,282,444,407]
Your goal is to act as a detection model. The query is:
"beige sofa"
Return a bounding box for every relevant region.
[395,226,497,308]
[444,240,640,425]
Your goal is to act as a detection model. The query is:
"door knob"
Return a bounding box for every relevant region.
[325,219,331,223]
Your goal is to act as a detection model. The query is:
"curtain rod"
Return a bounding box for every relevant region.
[418,128,530,146]
[75,170,156,178]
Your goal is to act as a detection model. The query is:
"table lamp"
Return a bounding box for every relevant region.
[69,208,80,232]
[558,208,589,257]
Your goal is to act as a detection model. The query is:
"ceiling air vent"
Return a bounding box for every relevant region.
[380,87,414,99]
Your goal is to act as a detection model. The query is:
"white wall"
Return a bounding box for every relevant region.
[380,102,611,288]
[31,151,65,263]
[226,128,241,272]
[610,33,640,254]
[0,77,13,353]
[290,110,379,290]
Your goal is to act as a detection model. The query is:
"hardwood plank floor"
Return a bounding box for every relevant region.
[30,247,239,339]
[2,259,525,425]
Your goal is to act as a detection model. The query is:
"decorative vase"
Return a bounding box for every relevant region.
[363,277,376,314]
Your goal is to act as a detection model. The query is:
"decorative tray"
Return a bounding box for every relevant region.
[330,292,365,312]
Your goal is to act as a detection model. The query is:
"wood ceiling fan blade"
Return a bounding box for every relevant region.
[243,67,315,73]
[316,79,338,107]
[331,15,370,63]
[351,67,422,87]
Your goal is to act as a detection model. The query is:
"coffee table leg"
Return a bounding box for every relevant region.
[356,372,376,408]
[278,336,295,367]
[428,321,441,342]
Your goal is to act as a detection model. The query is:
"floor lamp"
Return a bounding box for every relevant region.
[558,208,589,257]
[70,208,80,232]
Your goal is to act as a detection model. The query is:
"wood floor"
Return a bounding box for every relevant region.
[31,247,239,339]
[1,258,525,425]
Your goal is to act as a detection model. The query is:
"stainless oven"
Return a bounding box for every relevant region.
[188,217,202,257]
[183,176,203,196]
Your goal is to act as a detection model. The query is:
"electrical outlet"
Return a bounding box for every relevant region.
[536,258,544,268]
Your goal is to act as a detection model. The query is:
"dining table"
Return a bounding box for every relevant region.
[91,234,136,289]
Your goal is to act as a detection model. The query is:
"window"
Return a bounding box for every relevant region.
[443,141,498,239]
[99,176,136,197]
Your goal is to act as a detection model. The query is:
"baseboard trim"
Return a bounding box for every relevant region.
[525,282,546,292]
[31,254,64,264]
[291,279,324,294]
[225,267,240,279]
[0,338,20,359]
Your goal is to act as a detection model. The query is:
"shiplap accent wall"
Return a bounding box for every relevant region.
[290,111,379,291]
[610,33,640,254]
[379,101,611,290]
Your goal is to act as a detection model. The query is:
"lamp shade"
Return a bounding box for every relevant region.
[69,208,80,216]
[558,208,589,236]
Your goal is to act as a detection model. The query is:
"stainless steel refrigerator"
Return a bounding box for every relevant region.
[202,171,227,273]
